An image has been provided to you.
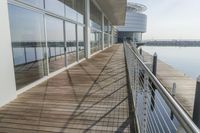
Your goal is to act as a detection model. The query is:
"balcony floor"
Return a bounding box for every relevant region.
[0,44,131,133]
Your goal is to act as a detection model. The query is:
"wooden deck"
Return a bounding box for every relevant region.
[0,45,131,133]
[143,51,196,116]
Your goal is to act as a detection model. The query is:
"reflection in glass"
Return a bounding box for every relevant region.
[104,17,109,33]
[104,33,109,48]
[45,0,64,16]
[65,22,77,64]
[90,1,102,30]
[64,0,85,24]
[9,5,47,90]
[91,29,102,54]
[77,26,85,60]
[19,0,44,8]
[46,16,65,72]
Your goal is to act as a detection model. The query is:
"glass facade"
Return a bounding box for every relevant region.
[46,16,65,72]
[104,33,109,48]
[45,0,65,16]
[8,0,114,90]
[65,0,85,24]
[65,22,77,64]
[19,0,44,8]
[90,1,102,54]
[90,1,102,30]
[91,30,102,53]
[9,5,47,90]
[77,26,85,60]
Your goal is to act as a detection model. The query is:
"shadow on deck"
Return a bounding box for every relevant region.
[0,45,132,133]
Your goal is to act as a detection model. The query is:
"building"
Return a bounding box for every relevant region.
[117,2,147,43]
[0,0,126,107]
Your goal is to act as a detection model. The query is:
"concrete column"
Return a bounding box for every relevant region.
[101,13,104,50]
[85,0,91,58]
[0,0,17,107]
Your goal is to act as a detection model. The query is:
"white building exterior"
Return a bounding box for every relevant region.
[117,3,147,42]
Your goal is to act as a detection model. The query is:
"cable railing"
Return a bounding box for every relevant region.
[124,41,200,133]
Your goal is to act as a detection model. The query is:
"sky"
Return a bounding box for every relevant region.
[128,0,200,40]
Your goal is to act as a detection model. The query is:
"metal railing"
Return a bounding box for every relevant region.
[124,41,200,133]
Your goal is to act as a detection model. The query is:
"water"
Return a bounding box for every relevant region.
[141,46,200,79]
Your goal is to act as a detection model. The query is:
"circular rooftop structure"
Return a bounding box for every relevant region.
[127,2,147,13]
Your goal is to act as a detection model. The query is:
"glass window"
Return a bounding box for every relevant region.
[104,17,109,33]
[8,5,47,90]
[91,29,102,54]
[65,0,85,24]
[45,0,65,16]
[77,26,85,60]
[65,22,77,64]
[19,0,44,8]
[104,33,109,48]
[75,0,85,23]
[90,1,102,30]
[46,16,65,72]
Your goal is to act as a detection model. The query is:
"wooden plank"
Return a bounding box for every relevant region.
[0,45,130,133]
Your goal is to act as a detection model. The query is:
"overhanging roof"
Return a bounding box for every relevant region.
[96,0,127,25]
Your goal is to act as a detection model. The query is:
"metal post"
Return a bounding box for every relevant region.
[24,46,27,64]
[85,0,91,58]
[101,13,104,50]
[76,24,79,61]
[171,82,176,120]
[139,48,142,55]
[193,76,200,128]
[143,72,149,133]
[151,53,157,111]
[152,52,157,76]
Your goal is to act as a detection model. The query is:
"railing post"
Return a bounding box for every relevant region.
[192,76,200,128]
[139,48,142,55]
[150,53,157,111]
[134,60,139,106]
[170,82,176,120]
[142,72,149,133]
[152,52,157,76]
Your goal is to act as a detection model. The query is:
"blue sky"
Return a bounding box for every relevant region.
[128,0,200,40]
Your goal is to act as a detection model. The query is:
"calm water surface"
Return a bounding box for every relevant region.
[141,46,200,79]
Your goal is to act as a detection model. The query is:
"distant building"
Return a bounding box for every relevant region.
[117,3,147,43]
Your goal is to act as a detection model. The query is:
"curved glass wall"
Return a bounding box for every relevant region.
[46,16,65,73]
[65,22,77,64]
[9,5,47,90]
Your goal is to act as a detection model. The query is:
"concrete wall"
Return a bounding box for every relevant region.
[0,0,17,107]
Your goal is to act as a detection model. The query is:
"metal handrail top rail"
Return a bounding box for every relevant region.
[124,42,200,133]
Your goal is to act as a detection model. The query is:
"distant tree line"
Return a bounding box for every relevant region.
[144,40,200,47]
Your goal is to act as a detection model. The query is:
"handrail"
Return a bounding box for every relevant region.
[124,41,200,133]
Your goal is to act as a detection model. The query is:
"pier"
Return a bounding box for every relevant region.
[143,51,196,116]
